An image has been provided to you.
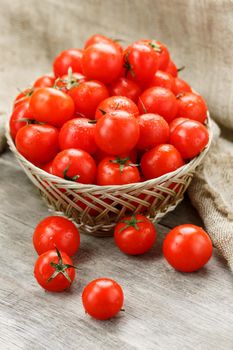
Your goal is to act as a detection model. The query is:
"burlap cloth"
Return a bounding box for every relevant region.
[0,1,233,268]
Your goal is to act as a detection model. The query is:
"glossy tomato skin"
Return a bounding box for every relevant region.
[176,92,208,123]
[141,144,184,180]
[95,95,139,120]
[33,216,80,256]
[30,88,75,127]
[95,111,140,155]
[114,214,156,255]
[123,41,158,86]
[170,120,209,159]
[94,148,137,164]
[34,249,75,292]
[33,75,56,88]
[52,148,96,184]
[137,113,169,151]
[9,100,34,140]
[169,117,189,133]
[84,34,123,52]
[172,77,191,96]
[59,118,97,154]
[68,80,109,119]
[53,48,83,77]
[149,70,175,90]
[16,124,59,164]
[40,160,53,174]
[82,42,122,84]
[108,77,141,103]
[97,156,140,185]
[138,87,178,123]
[165,60,178,77]
[163,224,213,272]
[82,278,124,320]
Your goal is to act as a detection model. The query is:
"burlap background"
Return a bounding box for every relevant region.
[0,0,233,267]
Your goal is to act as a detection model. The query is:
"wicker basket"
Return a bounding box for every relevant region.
[6,114,212,236]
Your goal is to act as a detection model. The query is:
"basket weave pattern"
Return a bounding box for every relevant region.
[6,115,212,237]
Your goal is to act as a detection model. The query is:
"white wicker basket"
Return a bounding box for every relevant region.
[6,114,212,236]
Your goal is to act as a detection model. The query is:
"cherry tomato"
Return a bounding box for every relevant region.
[53,48,83,77]
[170,120,209,159]
[59,118,97,154]
[108,77,141,103]
[141,144,184,180]
[123,41,158,86]
[82,278,124,320]
[84,34,123,52]
[33,216,80,256]
[40,160,53,174]
[14,88,34,109]
[114,214,156,255]
[169,117,189,133]
[95,95,139,120]
[138,87,178,123]
[34,247,76,292]
[149,70,175,90]
[94,148,137,164]
[172,77,191,96]
[165,60,178,77]
[9,100,34,140]
[33,75,56,88]
[95,111,140,155]
[68,80,109,119]
[176,92,208,123]
[30,88,75,127]
[52,148,96,184]
[163,224,213,272]
[16,124,59,164]
[82,42,122,84]
[136,113,169,151]
[97,156,140,185]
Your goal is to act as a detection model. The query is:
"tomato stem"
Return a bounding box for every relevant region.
[47,246,76,284]
[149,41,162,53]
[178,66,185,72]
[63,164,80,182]
[110,156,130,173]
[119,214,144,232]
[123,51,135,78]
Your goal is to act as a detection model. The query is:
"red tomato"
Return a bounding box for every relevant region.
[82,42,122,84]
[149,70,175,90]
[84,34,123,52]
[170,120,209,159]
[165,60,178,77]
[14,88,34,109]
[55,72,87,92]
[34,248,76,292]
[172,77,191,96]
[114,214,156,255]
[163,224,213,272]
[53,48,83,77]
[40,160,53,174]
[94,148,137,164]
[141,144,184,179]
[138,87,178,123]
[9,100,34,140]
[176,92,208,123]
[95,111,140,155]
[16,124,59,164]
[59,118,97,154]
[123,41,158,86]
[30,88,75,127]
[33,216,80,256]
[136,113,169,151]
[68,80,109,119]
[108,77,141,103]
[33,75,56,88]
[82,278,124,320]
[95,95,139,120]
[52,148,96,184]
[169,117,189,133]
[97,156,140,185]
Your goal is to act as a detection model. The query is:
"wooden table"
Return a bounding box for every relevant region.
[1,150,233,350]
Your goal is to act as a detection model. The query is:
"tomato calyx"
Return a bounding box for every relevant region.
[54,67,81,91]
[48,246,76,284]
[119,215,144,232]
[124,51,135,78]
[178,66,185,72]
[110,156,139,173]
[15,87,34,104]
[148,41,162,53]
[176,92,185,100]
[63,164,80,182]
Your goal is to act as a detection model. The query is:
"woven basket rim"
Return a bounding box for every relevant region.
[5,112,212,191]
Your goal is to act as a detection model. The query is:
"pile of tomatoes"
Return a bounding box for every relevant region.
[10,34,209,186]
[33,214,212,320]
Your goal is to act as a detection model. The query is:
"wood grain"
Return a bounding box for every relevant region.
[1,151,233,350]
